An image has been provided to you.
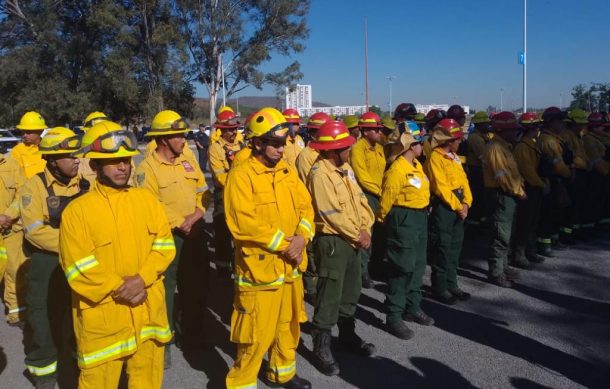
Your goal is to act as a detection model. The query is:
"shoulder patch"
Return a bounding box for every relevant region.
[135,172,146,186]
[21,193,32,208]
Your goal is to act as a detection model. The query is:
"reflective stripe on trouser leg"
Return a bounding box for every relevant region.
[4,231,30,322]
[226,285,289,388]
[266,280,302,384]
[78,340,164,389]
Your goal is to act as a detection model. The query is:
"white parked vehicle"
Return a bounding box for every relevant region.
[0,129,20,154]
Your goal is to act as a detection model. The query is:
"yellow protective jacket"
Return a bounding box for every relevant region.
[233,146,252,167]
[135,150,210,229]
[466,131,488,168]
[513,137,546,188]
[426,148,473,211]
[482,136,525,197]
[20,169,81,253]
[379,157,430,221]
[0,156,24,224]
[582,130,609,176]
[208,137,242,189]
[307,158,374,247]
[224,156,314,291]
[558,129,588,170]
[295,146,320,183]
[349,137,386,197]
[10,142,46,179]
[144,139,197,161]
[538,130,571,178]
[59,182,175,369]
[283,135,305,169]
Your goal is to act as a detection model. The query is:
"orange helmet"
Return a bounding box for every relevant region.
[307,112,330,130]
[492,111,521,130]
[358,112,382,128]
[215,109,240,129]
[309,121,356,151]
[282,108,300,124]
[519,112,540,125]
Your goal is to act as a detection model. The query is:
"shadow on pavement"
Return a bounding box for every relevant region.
[410,357,479,389]
[509,377,554,389]
[426,301,608,389]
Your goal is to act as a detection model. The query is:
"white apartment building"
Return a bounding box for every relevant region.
[415,104,470,114]
[285,84,312,109]
[298,106,367,117]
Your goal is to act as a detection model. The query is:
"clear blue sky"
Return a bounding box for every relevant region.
[195,0,610,111]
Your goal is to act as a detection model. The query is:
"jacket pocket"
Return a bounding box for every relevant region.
[230,292,257,344]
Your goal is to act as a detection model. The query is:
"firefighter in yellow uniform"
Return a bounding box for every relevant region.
[380,132,433,340]
[426,119,472,305]
[582,113,610,232]
[135,110,210,366]
[3,111,48,326]
[513,113,547,266]
[0,155,23,296]
[537,107,572,255]
[295,112,330,183]
[208,106,243,279]
[349,111,386,288]
[224,107,314,389]
[308,121,376,376]
[282,108,306,169]
[231,112,258,167]
[60,121,175,388]
[10,111,47,178]
[79,111,109,185]
[466,111,492,225]
[295,112,330,299]
[482,112,526,287]
[560,109,590,241]
[21,128,84,387]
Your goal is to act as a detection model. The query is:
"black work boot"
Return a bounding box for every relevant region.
[266,375,312,389]
[311,329,340,376]
[488,273,513,288]
[337,317,376,356]
[385,321,414,340]
[504,266,520,281]
[402,310,435,326]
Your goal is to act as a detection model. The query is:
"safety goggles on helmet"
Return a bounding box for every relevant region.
[39,135,81,153]
[158,117,189,130]
[262,122,292,139]
[80,130,138,155]
[84,117,107,128]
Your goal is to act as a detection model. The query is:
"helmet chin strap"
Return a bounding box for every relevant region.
[46,158,72,186]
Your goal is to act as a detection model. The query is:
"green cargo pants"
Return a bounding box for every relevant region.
[312,235,362,330]
[384,206,428,324]
[212,189,233,272]
[303,241,317,295]
[24,249,73,382]
[430,201,464,295]
[486,189,517,277]
[361,192,384,279]
[166,221,209,345]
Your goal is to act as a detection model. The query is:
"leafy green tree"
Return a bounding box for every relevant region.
[175,0,310,122]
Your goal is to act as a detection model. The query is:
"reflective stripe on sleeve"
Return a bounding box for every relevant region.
[65,255,100,283]
[236,274,285,288]
[298,218,314,238]
[8,306,26,314]
[152,238,175,251]
[266,229,285,252]
[196,185,209,193]
[25,220,44,233]
[140,325,172,343]
[0,247,7,261]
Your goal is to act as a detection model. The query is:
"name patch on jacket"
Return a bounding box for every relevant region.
[182,160,195,172]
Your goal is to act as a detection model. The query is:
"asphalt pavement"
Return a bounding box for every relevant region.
[1,148,609,388]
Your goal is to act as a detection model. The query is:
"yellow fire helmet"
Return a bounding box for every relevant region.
[16,111,47,131]
[74,121,139,159]
[148,110,189,137]
[38,127,81,155]
[247,107,291,139]
[83,111,109,131]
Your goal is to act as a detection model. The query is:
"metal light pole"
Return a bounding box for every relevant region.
[500,88,504,111]
[523,0,527,113]
[387,76,396,114]
[221,55,227,107]
[364,18,369,111]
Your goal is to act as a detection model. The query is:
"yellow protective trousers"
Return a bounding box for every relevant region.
[78,339,164,389]
[0,238,7,283]
[226,279,304,389]
[3,231,30,323]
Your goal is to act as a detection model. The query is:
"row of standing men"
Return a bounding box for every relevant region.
[1,103,609,389]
